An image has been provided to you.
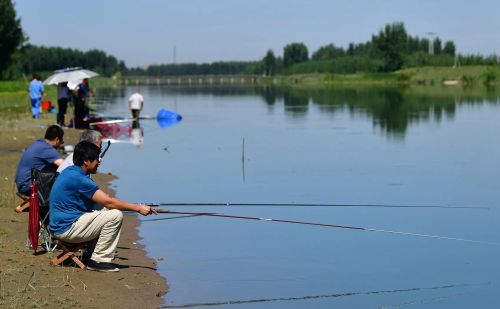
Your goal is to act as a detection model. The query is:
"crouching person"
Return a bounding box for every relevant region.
[49,141,157,272]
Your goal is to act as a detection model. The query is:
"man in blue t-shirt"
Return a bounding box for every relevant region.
[49,141,157,272]
[29,74,45,119]
[73,78,91,127]
[15,125,64,196]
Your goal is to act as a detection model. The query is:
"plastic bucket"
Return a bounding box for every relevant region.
[41,100,52,111]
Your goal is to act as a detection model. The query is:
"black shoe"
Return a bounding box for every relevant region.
[81,249,93,265]
[86,259,119,272]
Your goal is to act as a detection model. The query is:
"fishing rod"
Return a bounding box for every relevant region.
[90,119,133,126]
[90,116,158,126]
[99,140,111,159]
[146,202,490,210]
[150,210,500,246]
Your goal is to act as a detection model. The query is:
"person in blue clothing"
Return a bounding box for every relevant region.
[49,141,157,272]
[73,78,91,127]
[15,125,64,197]
[28,74,45,119]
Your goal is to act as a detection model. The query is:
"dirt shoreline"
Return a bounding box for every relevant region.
[0,117,168,308]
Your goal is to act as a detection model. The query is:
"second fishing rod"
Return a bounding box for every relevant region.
[143,202,490,210]
[147,209,500,246]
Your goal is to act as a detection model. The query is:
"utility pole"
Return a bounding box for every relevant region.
[426,32,436,55]
[173,45,177,64]
[453,55,461,68]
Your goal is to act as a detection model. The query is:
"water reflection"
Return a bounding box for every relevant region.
[92,113,181,147]
[283,89,309,117]
[92,86,127,104]
[92,119,143,147]
[160,281,484,308]
[145,85,500,137]
[130,120,144,147]
[94,121,132,141]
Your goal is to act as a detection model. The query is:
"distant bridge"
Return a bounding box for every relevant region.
[118,75,269,86]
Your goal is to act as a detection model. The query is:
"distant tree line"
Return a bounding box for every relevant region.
[126,61,263,76]
[3,45,126,79]
[127,22,498,77]
[1,1,499,81]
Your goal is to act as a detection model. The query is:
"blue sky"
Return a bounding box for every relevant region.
[14,0,500,67]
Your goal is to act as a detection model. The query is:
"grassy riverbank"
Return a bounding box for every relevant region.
[120,65,500,87]
[263,65,500,87]
[0,77,118,118]
[0,84,167,308]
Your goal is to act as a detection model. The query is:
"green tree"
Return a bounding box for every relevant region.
[347,43,355,56]
[372,22,408,72]
[443,41,456,56]
[311,43,345,60]
[283,42,308,68]
[433,37,442,54]
[0,0,24,77]
[418,38,430,54]
[407,36,420,53]
[10,45,124,77]
[263,49,276,76]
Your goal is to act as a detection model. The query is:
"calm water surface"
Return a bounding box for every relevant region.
[96,85,500,308]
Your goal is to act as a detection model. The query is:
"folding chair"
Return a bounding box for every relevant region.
[27,169,59,252]
[50,239,86,269]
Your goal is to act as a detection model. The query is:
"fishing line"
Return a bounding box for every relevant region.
[160,282,487,308]
[152,210,500,246]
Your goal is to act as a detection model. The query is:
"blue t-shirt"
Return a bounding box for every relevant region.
[29,80,44,100]
[78,83,89,98]
[15,139,62,194]
[49,165,99,235]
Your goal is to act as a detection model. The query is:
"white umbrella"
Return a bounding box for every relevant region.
[43,67,99,85]
[67,80,81,91]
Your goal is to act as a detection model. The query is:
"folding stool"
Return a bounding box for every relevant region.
[50,239,87,269]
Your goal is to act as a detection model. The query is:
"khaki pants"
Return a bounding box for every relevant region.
[56,209,123,263]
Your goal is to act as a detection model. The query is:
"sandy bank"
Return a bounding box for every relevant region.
[0,118,168,308]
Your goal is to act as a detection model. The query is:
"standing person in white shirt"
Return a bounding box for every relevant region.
[128,89,144,119]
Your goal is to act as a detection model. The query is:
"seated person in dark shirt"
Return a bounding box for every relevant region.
[15,125,64,196]
[49,141,157,272]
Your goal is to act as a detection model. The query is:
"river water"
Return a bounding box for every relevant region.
[96,85,500,308]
